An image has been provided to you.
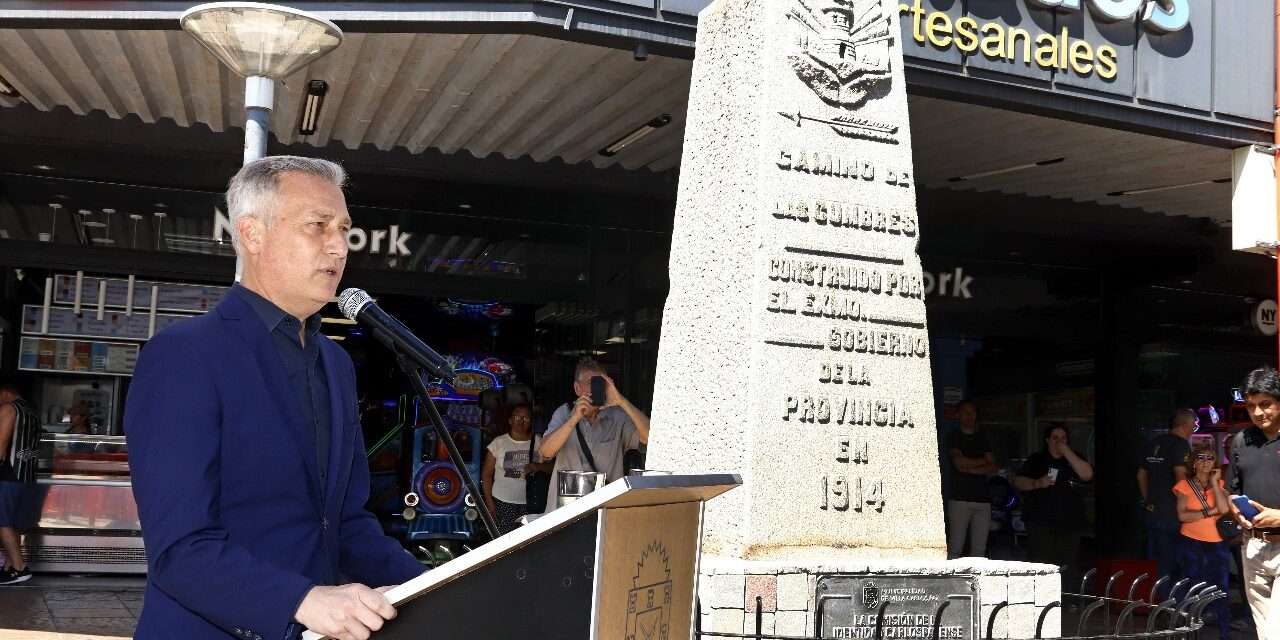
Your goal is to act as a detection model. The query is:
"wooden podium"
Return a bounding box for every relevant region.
[305,473,740,640]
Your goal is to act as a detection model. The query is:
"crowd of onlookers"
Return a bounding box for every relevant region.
[945,366,1280,640]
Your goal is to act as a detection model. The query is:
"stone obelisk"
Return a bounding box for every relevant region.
[648,0,1060,636]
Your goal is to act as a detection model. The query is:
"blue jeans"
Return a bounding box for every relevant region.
[1177,536,1231,637]
[1147,526,1181,599]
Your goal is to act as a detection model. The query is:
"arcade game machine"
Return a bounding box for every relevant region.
[1219,389,1255,474]
[398,358,515,562]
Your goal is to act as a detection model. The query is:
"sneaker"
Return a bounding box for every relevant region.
[0,566,31,585]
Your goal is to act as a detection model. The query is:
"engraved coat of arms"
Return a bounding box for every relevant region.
[787,0,893,108]
[862,582,881,610]
[782,0,898,142]
[626,542,673,640]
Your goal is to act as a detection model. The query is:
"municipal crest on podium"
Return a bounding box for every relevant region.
[862,581,881,609]
[626,541,673,640]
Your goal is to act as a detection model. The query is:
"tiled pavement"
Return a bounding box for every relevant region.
[0,575,141,638]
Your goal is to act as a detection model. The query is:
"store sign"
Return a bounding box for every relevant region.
[213,208,414,257]
[923,268,974,300]
[900,0,1188,81]
[1253,300,1277,337]
[1026,0,1189,33]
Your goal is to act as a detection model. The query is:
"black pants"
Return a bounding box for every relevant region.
[493,498,527,536]
[1027,523,1081,591]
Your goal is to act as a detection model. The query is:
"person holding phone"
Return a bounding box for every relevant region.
[1013,424,1094,587]
[1229,367,1280,640]
[1172,446,1232,639]
[538,358,651,511]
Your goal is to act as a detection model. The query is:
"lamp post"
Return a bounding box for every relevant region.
[180,2,343,164]
[181,2,343,279]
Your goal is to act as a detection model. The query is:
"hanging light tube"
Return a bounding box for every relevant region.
[599,114,672,157]
[299,80,328,135]
[0,73,18,98]
[1106,177,1231,197]
[947,157,1065,182]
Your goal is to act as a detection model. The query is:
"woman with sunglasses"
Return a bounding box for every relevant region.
[1171,446,1232,637]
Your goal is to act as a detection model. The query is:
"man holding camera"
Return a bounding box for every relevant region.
[538,358,650,511]
[1230,367,1280,640]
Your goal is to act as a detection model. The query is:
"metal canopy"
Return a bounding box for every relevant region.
[0,28,692,172]
[0,21,1237,225]
[908,96,1232,224]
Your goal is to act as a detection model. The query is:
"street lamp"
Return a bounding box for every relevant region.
[181,2,342,280]
[180,2,343,164]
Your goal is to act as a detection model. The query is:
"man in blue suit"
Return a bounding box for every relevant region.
[126,156,423,640]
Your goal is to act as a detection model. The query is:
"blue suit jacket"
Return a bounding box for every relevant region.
[126,290,423,640]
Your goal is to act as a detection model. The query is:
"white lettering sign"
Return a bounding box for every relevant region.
[213,208,413,257]
[1025,0,1189,33]
[921,268,974,300]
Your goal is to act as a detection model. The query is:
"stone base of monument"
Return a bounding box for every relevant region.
[697,557,1062,639]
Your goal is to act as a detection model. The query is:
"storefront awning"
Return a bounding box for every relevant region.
[0,28,691,172]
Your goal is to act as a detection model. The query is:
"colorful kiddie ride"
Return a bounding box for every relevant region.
[398,366,500,562]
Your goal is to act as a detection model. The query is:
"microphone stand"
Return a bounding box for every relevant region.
[394,352,499,540]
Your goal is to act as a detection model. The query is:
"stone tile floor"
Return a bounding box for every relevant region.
[0,575,142,638]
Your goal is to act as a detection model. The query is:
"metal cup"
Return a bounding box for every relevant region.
[557,470,606,508]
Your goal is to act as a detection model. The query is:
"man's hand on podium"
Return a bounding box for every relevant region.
[295,583,398,640]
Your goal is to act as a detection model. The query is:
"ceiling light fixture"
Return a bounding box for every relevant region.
[298,79,328,135]
[1106,177,1231,197]
[599,114,672,157]
[0,74,19,98]
[947,157,1065,182]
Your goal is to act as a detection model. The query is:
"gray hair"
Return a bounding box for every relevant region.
[224,155,347,251]
[574,357,605,382]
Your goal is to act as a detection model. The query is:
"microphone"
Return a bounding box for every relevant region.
[338,288,456,381]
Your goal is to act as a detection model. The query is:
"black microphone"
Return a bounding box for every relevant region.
[338,288,456,381]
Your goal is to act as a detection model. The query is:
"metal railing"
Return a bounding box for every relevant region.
[693,570,1222,640]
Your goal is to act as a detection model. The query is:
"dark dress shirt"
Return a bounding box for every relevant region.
[232,285,331,487]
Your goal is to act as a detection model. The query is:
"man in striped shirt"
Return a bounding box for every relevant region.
[0,382,39,585]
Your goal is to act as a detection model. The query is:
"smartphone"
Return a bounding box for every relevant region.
[590,376,607,407]
[1233,495,1262,521]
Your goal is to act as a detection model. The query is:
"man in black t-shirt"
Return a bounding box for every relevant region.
[946,401,997,558]
[1136,409,1194,594]
[1229,367,1280,640]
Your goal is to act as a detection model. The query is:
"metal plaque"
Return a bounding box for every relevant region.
[816,574,978,640]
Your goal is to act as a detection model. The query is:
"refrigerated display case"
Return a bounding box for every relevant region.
[23,433,145,573]
[20,375,144,573]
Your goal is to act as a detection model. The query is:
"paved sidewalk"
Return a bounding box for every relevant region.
[0,575,141,638]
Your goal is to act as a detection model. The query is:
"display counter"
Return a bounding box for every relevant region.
[24,434,146,574]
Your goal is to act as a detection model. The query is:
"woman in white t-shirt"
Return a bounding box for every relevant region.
[482,404,550,534]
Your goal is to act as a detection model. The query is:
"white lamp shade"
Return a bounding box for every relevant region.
[180,2,342,79]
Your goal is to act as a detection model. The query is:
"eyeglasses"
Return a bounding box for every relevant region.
[510,416,531,423]
[1194,454,1215,461]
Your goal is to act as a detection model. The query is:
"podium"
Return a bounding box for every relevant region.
[305,473,740,640]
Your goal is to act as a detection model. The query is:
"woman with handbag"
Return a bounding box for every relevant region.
[1172,446,1235,638]
[482,404,552,535]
